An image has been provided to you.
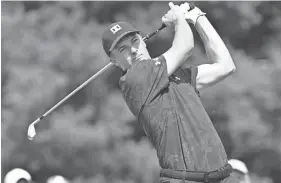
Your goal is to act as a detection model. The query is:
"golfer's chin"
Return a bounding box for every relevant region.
[122,55,150,70]
[131,55,149,63]
[123,55,149,70]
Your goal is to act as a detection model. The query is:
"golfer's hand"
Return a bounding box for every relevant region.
[180,3,206,25]
[179,2,192,13]
[162,2,186,27]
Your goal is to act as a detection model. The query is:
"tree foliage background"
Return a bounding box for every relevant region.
[1,1,281,183]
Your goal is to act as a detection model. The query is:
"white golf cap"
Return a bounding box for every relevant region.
[228,159,249,174]
[46,175,69,183]
[4,168,32,183]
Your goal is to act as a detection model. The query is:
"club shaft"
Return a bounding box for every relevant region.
[143,24,166,41]
[31,62,114,126]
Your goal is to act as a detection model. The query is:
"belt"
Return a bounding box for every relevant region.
[160,164,233,183]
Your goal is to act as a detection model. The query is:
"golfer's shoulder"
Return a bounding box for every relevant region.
[152,55,166,67]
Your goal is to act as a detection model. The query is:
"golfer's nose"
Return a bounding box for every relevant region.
[131,47,138,54]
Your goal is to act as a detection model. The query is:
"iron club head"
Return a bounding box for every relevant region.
[27,124,36,140]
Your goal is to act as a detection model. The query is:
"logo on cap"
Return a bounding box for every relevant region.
[110,24,122,34]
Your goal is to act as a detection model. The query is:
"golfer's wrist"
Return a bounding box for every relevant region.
[185,7,206,25]
[194,15,209,29]
[194,14,206,26]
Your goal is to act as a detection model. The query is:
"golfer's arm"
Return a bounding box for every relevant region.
[163,19,194,76]
[195,16,236,90]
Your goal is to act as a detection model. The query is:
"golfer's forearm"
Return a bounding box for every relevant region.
[164,19,194,75]
[195,16,235,70]
[173,19,194,60]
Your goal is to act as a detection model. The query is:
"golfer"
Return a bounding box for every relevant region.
[102,2,237,183]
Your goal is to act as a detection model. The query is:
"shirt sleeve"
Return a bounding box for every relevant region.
[120,55,169,107]
[180,66,199,95]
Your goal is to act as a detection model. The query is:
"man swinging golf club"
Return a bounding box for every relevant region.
[102,2,237,183]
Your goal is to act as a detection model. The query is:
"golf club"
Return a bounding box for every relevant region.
[27,24,168,140]
[27,2,195,140]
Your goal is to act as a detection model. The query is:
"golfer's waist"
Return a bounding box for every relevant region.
[160,163,233,183]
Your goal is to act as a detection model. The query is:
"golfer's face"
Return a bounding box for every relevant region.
[112,33,148,66]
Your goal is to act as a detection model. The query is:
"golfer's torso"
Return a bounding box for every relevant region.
[139,72,228,171]
[119,56,227,172]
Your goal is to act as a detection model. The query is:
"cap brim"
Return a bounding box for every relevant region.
[109,30,140,53]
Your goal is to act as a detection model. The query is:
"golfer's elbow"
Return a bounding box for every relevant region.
[224,55,236,74]
[222,60,236,78]
[229,64,236,73]
[216,48,236,74]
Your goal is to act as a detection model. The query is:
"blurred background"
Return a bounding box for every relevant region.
[1,1,281,183]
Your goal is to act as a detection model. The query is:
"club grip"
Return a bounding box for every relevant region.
[143,2,196,41]
[143,23,167,41]
[158,3,195,31]
[160,2,195,29]
[159,23,167,30]
[189,3,195,10]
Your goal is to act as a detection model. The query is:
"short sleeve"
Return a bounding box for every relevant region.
[119,55,169,108]
[180,66,199,94]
